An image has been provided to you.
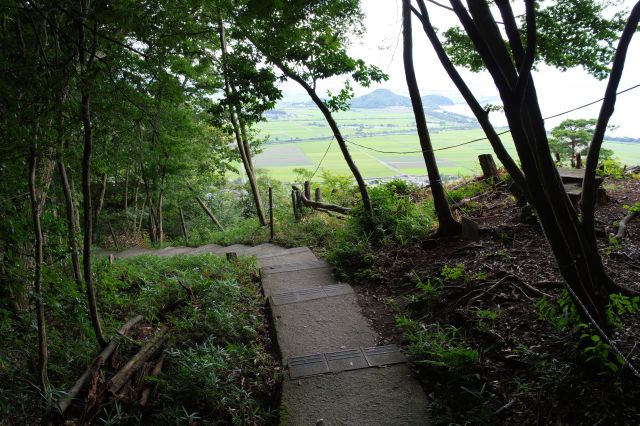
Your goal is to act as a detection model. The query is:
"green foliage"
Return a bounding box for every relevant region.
[443,0,626,79]
[350,180,434,245]
[624,202,640,214]
[598,159,626,179]
[396,316,479,370]
[548,118,616,165]
[606,293,640,327]
[441,263,465,282]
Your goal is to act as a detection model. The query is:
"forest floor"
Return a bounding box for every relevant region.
[344,175,640,425]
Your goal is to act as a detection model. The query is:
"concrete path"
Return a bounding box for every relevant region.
[103,243,430,425]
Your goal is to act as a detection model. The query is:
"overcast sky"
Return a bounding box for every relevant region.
[279,0,640,137]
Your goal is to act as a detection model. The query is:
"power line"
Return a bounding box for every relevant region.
[344,82,640,155]
[310,136,334,179]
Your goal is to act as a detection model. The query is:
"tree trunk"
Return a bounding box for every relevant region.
[581,2,640,247]
[233,85,255,172]
[28,147,49,395]
[413,0,529,204]
[450,0,617,327]
[156,191,164,243]
[403,1,461,236]
[78,10,106,347]
[58,158,83,292]
[277,65,372,212]
[179,207,188,240]
[194,193,225,231]
[124,165,129,213]
[219,21,267,226]
[92,172,107,243]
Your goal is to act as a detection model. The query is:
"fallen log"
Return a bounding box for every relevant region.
[293,188,350,215]
[57,315,143,414]
[108,328,168,395]
[616,210,638,239]
[139,353,166,407]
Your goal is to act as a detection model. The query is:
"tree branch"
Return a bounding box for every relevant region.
[581,0,640,244]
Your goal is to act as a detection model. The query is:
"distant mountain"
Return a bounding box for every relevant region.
[349,88,454,109]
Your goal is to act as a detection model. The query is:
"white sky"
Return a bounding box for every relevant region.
[279,0,640,137]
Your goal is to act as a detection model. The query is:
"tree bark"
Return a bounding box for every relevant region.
[92,172,107,243]
[194,193,225,231]
[448,0,618,327]
[278,65,373,213]
[78,7,106,347]
[219,21,267,226]
[581,1,640,246]
[179,206,188,240]
[403,1,460,236]
[28,147,49,395]
[413,0,529,204]
[124,165,129,213]
[58,158,83,292]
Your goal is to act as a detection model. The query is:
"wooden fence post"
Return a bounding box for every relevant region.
[108,221,119,251]
[179,206,188,241]
[269,187,274,241]
[478,154,499,180]
[304,181,311,200]
[291,190,300,221]
[315,187,322,202]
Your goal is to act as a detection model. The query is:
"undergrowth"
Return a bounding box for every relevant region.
[0,254,279,425]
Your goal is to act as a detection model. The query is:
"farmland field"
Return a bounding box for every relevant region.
[248,107,640,182]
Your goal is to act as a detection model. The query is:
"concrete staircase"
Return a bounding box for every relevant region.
[105,243,430,425]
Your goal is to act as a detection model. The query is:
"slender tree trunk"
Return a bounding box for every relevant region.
[449,0,620,327]
[156,191,164,243]
[58,159,83,292]
[179,207,188,240]
[412,0,529,203]
[403,1,460,236]
[219,21,267,226]
[124,165,129,213]
[277,65,372,213]
[233,85,255,172]
[194,193,225,231]
[28,147,49,395]
[92,172,107,242]
[78,8,106,347]
[581,1,640,247]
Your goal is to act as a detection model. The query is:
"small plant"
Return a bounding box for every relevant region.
[604,235,623,256]
[474,308,499,321]
[597,159,625,179]
[606,293,640,327]
[579,325,624,376]
[441,263,465,282]
[396,316,479,370]
[414,271,443,297]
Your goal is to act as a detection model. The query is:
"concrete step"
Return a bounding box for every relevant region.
[114,247,153,259]
[261,266,336,297]
[188,244,223,255]
[271,293,378,360]
[243,243,289,257]
[280,364,429,425]
[257,248,318,268]
[261,259,329,275]
[214,244,252,254]
[156,247,194,257]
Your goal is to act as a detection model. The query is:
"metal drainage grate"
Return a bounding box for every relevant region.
[363,345,407,367]
[288,353,329,378]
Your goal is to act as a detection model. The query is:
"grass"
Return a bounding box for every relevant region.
[251,107,640,182]
[0,254,279,425]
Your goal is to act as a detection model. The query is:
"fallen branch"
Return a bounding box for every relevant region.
[616,210,638,239]
[57,315,143,414]
[108,328,168,395]
[292,187,350,214]
[139,353,166,407]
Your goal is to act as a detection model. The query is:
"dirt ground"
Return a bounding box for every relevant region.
[353,176,640,425]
